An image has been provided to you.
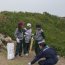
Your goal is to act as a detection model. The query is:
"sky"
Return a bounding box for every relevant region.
[0,0,65,17]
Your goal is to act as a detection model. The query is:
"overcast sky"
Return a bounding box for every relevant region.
[0,0,65,17]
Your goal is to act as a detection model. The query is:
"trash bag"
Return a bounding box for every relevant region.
[7,42,15,60]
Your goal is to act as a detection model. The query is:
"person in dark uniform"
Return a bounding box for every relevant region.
[34,24,45,55]
[28,43,58,65]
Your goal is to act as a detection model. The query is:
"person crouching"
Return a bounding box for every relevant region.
[28,43,58,65]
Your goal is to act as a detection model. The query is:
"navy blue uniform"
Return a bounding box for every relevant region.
[31,46,58,65]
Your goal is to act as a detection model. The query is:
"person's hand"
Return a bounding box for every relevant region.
[28,62,31,65]
[32,34,34,36]
[16,38,20,43]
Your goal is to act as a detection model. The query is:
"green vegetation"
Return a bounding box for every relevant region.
[0,11,65,56]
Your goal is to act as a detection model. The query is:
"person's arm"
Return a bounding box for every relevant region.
[41,31,45,39]
[31,51,44,64]
[14,28,20,43]
[33,33,36,40]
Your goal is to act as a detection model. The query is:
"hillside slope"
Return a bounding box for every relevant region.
[0,11,65,56]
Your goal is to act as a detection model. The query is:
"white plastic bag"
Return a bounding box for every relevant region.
[7,43,14,60]
[28,62,31,65]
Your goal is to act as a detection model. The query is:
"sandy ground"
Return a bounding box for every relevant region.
[0,50,65,65]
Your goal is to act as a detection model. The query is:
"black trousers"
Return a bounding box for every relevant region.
[34,40,40,55]
[38,59,57,65]
[25,43,30,54]
[23,39,31,54]
[15,40,23,56]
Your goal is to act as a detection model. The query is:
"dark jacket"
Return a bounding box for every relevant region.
[31,46,58,65]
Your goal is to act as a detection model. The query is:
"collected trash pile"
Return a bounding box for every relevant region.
[0,33,13,50]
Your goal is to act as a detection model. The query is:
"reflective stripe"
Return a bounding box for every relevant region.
[38,40,45,44]
[43,46,50,52]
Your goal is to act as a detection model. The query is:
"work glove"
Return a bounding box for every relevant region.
[16,38,20,43]
[28,62,31,65]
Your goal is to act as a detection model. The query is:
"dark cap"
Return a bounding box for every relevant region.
[36,24,41,28]
[18,21,24,26]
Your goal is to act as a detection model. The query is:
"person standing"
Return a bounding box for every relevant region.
[14,21,24,57]
[34,24,45,55]
[24,23,32,56]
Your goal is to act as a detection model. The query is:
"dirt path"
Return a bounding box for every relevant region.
[0,51,65,65]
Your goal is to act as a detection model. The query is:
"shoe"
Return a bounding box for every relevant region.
[15,54,17,57]
[19,54,23,57]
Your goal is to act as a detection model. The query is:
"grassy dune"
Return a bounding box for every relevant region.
[0,11,65,56]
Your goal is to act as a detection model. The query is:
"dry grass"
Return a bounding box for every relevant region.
[0,50,65,65]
